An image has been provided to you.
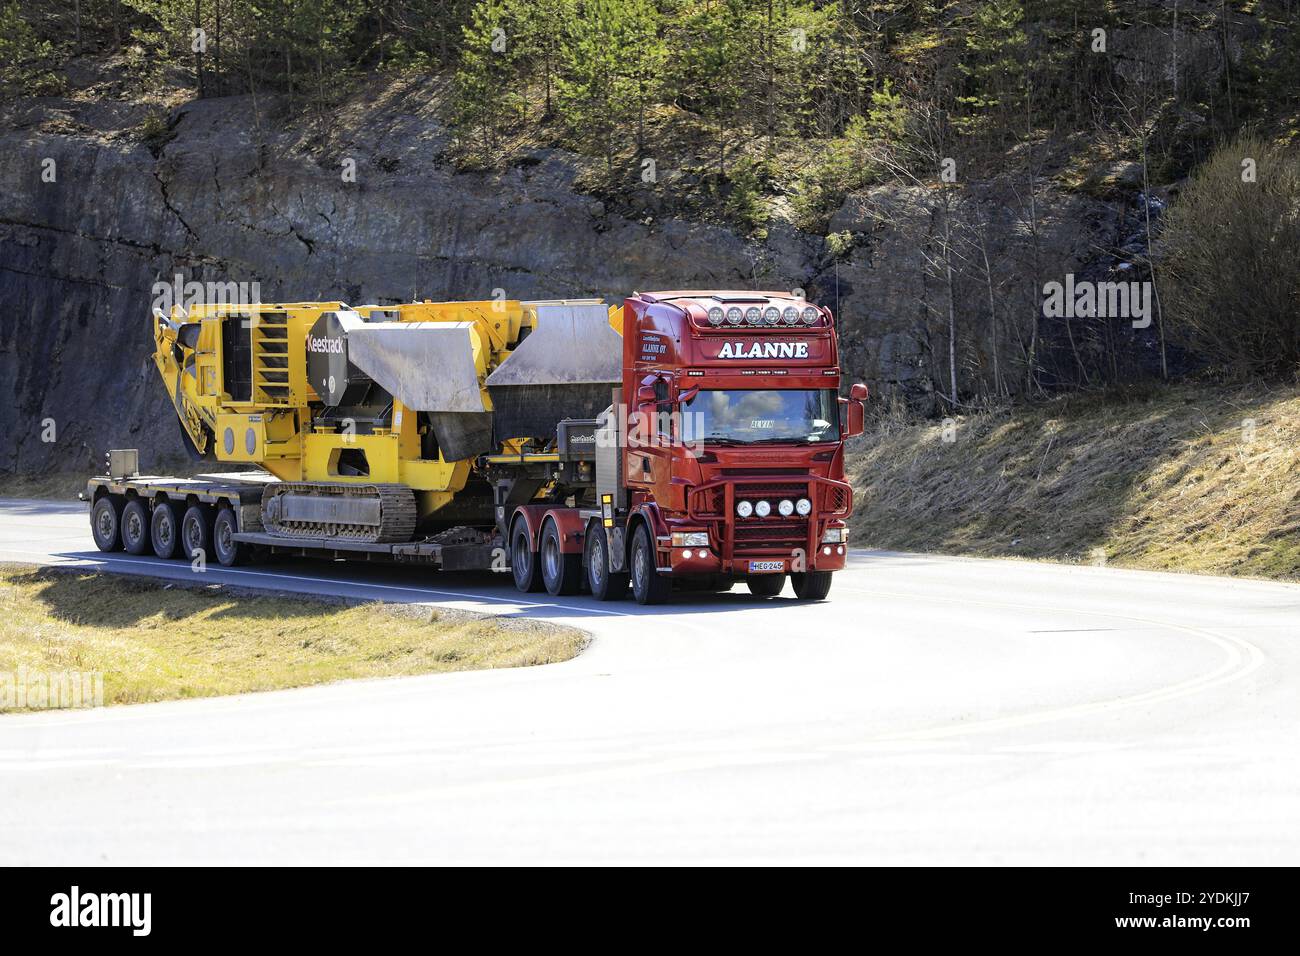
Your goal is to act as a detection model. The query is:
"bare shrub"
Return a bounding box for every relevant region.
[1159,135,1300,380]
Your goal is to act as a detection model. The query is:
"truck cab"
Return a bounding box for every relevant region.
[598,291,865,603]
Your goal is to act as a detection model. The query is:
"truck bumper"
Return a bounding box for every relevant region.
[667,544,847,576]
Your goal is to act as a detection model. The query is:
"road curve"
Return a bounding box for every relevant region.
[0,498,1296,864]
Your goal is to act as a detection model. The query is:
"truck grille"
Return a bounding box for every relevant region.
[733,520,809,556]
[736,482,807,501]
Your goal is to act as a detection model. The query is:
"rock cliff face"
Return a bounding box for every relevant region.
[0,76,1118,476]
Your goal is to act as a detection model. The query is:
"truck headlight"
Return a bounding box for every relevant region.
[671,531,709,547]
[796,497,812,516]
[754,500,772,517]
[736,500,754,518]
[821,527,847,544]
[777,499,794,516]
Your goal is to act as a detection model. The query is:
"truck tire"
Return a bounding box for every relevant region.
[585,524,628,601]
[90,496,123,552]
[150,500,182,559]
[540,519,582,596]
[510,519,543,593]
[212,506,250,567]
[746,574,786,597]
[181,504,213,565]
[790,571,833,601]
[121,499,153,556]
[629,523,670,605]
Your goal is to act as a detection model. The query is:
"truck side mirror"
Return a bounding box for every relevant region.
[842,383,867,437]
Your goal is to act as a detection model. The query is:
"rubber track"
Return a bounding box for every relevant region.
[261,483,418,544]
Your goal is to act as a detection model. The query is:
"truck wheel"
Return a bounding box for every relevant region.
[746,574,786,598]
[585,524,628,601]
[212,506,249,567]
[790,571,833,601]
[90,496,123,552]
[121,499,153,556]
[540,519,582,596]
[629,523,671,605]
[510,520,543,593]
[150,500,182,559]
[181,504,213,565]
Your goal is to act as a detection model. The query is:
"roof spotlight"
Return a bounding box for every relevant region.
[762,307,781,326]
[782,306,800,325]
[801,306,820,324]
[744,307,763,325]
[726,307,743,325]
[707,306,724,326]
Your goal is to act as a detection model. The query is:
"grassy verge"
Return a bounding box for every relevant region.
[0,565,586,713]
[847,383,1300,581]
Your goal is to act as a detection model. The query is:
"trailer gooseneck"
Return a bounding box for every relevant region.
[87,292,866,603]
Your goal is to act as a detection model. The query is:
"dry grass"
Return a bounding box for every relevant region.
[847,383,1300,581]
[0,565,586,713]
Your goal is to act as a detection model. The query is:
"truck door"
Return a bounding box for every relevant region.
[628,376,674,502]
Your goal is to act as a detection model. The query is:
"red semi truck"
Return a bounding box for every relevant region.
[509,291,866,603]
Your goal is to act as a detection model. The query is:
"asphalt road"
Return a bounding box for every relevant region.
[1,498,1296,864]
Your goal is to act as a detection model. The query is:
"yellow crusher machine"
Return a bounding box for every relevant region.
[147,298,625,546]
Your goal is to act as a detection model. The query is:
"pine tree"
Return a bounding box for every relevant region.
[559,0,662,169]
[955,0,1026,137]
[453,0,522,162]
[0,1,60,94]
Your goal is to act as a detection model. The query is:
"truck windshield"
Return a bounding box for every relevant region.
[681,389,839,445]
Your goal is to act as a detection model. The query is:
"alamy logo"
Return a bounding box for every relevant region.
[307,335,345,354]
[1042,273,1153,329]
[151,272,262,315]
[50,886,151,936]
[717,341,810,360]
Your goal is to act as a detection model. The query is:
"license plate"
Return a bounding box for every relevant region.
[748,560,784,573]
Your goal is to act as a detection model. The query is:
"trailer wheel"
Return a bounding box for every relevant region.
[790,571,833,601]
[150,500,182,560]
[540,519,582,596]
[181,504,214,566]
[585,525,628,601]
[629,523,671,605]
[121,499,153,556]
[510,519,543,593]
[746,574,786,598]
[212,506,249,567]
[90,496,123,552]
